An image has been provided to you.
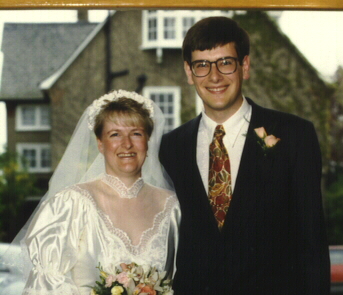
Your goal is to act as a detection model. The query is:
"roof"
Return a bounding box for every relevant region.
[39,18,109,91]
[0,22,98,101]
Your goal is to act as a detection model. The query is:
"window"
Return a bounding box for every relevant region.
[182,17,195,37]
[143,87,181,133]
[17,143,51,173]
[148,18,157,40]
[23,149,37,168]
[22,106,35,126]
[164,17,176,39]
[142,10,234,50]
[16,104,51,131]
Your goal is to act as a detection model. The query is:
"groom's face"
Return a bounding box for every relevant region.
[184,42,250,121]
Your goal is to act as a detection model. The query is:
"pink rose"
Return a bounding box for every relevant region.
[264,134,280,147]
[254,127,267,139]
[105,274,117,287]
[116,272,130,287]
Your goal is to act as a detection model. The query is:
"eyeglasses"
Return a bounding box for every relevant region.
[190,56,238,77]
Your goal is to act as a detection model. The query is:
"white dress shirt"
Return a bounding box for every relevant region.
[196,97,252,194]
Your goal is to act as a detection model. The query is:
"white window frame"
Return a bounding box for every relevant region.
[16,104,51,131]
[143,86,181,133]
[141,10,235,50]
[148,17,157,41]
[182,17,196,38]
[163,17,176,40]
[16,143,52,173]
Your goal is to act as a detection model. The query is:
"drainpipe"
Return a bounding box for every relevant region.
[104,11,131,92]
[135,74,147,94]
[77,10,89,22]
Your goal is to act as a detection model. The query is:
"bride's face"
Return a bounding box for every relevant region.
[97,119,148,180]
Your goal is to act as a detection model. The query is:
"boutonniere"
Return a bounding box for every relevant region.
[254,127,280,156]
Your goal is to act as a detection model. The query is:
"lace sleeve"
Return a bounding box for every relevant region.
[22,188,87,295]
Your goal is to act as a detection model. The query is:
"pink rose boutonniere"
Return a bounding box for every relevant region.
[254,127,280,155]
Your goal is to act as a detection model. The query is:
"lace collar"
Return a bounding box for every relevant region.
[101,173,144,199]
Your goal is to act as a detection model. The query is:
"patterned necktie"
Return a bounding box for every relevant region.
[208,125,232,230]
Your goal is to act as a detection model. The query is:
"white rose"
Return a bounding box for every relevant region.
[264,134,280,147]
[254,127,267,139]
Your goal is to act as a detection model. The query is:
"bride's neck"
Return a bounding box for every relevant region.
[101,173,144,199]
[106,172,141,188]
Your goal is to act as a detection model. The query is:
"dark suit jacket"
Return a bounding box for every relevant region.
[159,98,330,295]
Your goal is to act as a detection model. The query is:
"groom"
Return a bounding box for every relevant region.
[159,17,330,294]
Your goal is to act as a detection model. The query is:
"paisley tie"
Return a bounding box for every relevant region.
[208,125,232,230]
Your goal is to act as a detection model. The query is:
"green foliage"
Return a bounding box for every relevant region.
[325,172,343,245]
[0,147,39,241]
[233,11,333,169]
[86,264,128,295]
[90,280,128,295]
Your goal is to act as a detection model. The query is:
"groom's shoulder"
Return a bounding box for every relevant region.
[251,98,314,128]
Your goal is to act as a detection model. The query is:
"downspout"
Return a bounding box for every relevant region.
[104,12,113,92]
[104,11,147,93]
[104,12,130,92]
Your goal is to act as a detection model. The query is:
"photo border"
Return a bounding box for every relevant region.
[0,0,342,10]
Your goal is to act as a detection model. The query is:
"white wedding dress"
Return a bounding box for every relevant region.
[22,173,180,295]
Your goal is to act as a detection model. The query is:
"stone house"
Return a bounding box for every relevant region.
[0,10,333,222]
[0,20,100,223]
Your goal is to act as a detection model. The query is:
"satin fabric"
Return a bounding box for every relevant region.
[22,182,180,295]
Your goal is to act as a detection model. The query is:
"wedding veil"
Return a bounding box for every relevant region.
[0,91,173,284]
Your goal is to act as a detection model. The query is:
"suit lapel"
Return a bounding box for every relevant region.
[186,115,205,191]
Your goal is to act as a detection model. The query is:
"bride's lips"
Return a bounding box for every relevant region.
[206,86,228,94]
[117,153,136,158]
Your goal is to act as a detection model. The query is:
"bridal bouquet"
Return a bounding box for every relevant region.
[89,262,173,295]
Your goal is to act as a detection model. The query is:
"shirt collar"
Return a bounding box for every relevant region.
[201,96,251,146]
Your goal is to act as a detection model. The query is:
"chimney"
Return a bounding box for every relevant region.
[77,10,89,22]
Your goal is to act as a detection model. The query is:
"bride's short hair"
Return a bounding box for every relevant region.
[94,97,154,139]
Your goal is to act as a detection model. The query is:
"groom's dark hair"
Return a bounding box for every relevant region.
[182,16,250,66]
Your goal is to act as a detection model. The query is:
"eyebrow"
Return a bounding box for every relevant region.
[106,127,145,134]
[191,56,237,63]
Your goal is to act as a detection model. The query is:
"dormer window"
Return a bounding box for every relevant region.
[148,18,157,41]
[182,17,195,37]
[141,10,235,55]
[164,17,176,39]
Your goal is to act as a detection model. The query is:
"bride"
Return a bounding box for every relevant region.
[3,90,180,295]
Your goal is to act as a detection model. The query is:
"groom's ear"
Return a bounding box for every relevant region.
[184,61,194,85]
[97,138,104,154]
[242,55,251,80]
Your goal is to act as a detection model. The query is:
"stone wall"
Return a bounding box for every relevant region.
[109,11,195,123]
[235,11,333,166]
[48,28,107,169]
